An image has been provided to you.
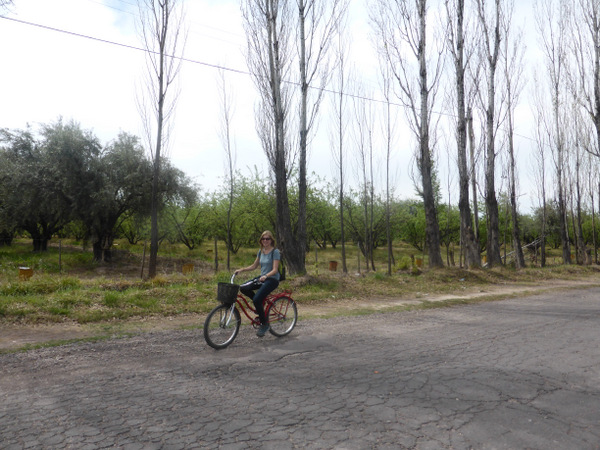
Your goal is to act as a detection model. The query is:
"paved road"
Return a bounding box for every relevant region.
[1,288,600,449]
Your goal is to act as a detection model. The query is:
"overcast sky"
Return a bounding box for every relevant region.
[0,0,540,210]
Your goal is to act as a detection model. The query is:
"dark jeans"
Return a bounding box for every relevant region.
[240,277,279,325]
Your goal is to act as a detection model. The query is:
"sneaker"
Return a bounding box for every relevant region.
[256,324,270,337]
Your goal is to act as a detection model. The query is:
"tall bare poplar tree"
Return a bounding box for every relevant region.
[137,0,185,278]
[531,76,549,267]
[296,0,347,274]
[571,0,600,269]
[572,0,600,160]
[243,0,303,273]
[444,0,481,268]
[330,26,350,273]
[534,0,571,264]
[569,0,600,264]
[475,0,504,267]
[243,0,345,274]
[371,0,444,268]
[380,64,397,275]
[501,1,526,268]
[217,69,236,271]
[572,115,589,264]
[467,106,481,243]
[352,84,377,271]
[587,153,599,263]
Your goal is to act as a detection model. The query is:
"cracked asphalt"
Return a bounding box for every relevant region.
[1,287,600,449]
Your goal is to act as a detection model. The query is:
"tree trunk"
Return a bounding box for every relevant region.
[557,171,571,263]
[297,0,309,275]
[138,0,184,278]
[541,198,547,267]
[26,225,47,252]
[475,0,503,267]
[92,240,103,262]
[418,0,443,268]
[372,0,443,268]
[148,27,166,279]
[467,108,480,243]
[574,146,588,264]
[339,129,347,274]
[484,81,502,267]
[508,126,525,268]
[595,181,599,264]
[385,79,393,276]
[265,2,303,275]
[339,123,347,273]
[451,0,480,268]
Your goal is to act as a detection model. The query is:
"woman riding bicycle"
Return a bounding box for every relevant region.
[234,230,281,337]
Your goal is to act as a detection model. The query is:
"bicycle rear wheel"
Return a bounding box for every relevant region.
[204,304,241,349]
[268,296,298,337]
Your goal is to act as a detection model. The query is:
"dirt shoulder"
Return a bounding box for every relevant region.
[1,278,598,353]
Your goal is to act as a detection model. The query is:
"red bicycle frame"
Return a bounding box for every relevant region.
[233,291,293,328]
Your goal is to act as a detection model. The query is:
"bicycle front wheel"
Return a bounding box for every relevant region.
[204,304,241,350]
[268,296,298,337]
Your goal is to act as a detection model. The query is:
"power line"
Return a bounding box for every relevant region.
[0,14,250,77]
[0,13,396,105]
[0,13,538,147]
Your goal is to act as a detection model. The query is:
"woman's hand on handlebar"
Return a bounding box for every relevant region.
[231,270,241,284]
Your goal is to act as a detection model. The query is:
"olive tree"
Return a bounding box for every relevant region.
[0,121,101,251]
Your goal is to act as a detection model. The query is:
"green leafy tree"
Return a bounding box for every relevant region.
[307,182,340,248]
[166,201,210,250]
[119,214,150,245]
[0,128,31,246]
[582,210,599,262]
[0,121,100,251]
[343,189,387,265]
[1,122,195,261]
[532,201,562,250]
[438,204,461,265]
[59,220,88,241]
[4,128,54,251]
[232,172,277,244]
[519,213,540,264]
[202,172,276,256]
[394,199,426,253]
[84,132,153,261]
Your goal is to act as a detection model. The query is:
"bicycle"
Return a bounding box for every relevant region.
[203,274,298,350]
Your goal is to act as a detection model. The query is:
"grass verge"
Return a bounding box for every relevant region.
[1,262,599,327]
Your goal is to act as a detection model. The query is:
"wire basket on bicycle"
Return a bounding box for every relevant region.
[217,282,239,306]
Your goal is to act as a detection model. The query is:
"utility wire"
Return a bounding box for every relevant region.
[0,13,400,107]
[0,13,538,146]
[1,14,433,110]
[0,14,249,76]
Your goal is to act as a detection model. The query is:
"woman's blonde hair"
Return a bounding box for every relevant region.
[259,230,276,247]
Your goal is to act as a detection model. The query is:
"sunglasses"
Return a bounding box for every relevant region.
[261,237,272,241]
